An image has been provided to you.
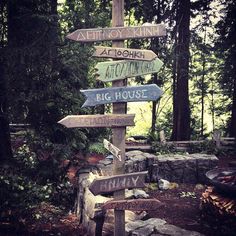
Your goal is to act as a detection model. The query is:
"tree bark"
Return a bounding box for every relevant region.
[0,53,13,161]
[171,0,191,141]
[229,71,236,138]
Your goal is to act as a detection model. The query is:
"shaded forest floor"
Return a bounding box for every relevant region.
[0,155,235,236]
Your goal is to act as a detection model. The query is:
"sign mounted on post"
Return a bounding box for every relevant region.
[93,46,157,61]
[102,199,163,211]
[58,114,135,128]
[66,24,166,42]
[89,171,148,196]
[95,58,163,82]
[103,139,121,161]
[81,84,163,107]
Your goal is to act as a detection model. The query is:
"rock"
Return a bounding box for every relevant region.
[194,184,205,191]
[158,179,171,190]
[133,189,149,198]
[125,189,149,199]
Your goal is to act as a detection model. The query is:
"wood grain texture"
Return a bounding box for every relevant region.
[66,24,166,42]
[58,114,135,128]
[89,171,148,196]
[93,46,157,61]
[95,58,163,82]
[102,199,163,211]
[81,84,163,107]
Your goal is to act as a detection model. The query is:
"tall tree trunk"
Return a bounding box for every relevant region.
[229,70,236,138]
[0,0,12,161]
[171,0,191,141]
[0,53,13,161]
[150,0,161,136]
[151,73,158,135]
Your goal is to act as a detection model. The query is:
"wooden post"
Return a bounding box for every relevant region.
[112,1,126,236]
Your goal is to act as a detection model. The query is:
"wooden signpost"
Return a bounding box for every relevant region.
[93,46,157,61]
[102,199,163,211]
[66,24,166,42]
[81,84,163,107]
[95,58,163,82]
[103,139,121,161]
[58,114,135,128]
[89,171,148,196]
[61,1,167,235]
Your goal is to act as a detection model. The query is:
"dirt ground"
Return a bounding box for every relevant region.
[1,155,236,236]
[147,155,236,236]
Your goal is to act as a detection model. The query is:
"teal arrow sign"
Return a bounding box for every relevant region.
[95,58,163,82]
[81,84,163,107]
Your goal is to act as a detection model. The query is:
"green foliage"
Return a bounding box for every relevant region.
[152,142,177,154]
[88,142,108,155]
[188,140,218,154]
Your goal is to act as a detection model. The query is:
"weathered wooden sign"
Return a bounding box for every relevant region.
[66,24,166,42]
[95,58,163,82]
[58,114,135,128]
[102,199,163,211]
[93,46,157,61]
[81,84,163,107]
[103,139,121,161]
[89,171,148,196]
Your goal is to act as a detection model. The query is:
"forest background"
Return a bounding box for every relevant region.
[0,0,235,231]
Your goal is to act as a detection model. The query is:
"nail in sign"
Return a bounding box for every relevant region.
[95,58,163,82]
[58,114,135,128]
[89,171,148,196]
[81,84,163,107]
[93,46,157,61]
[102,199,163,211]
[66,24,166,42]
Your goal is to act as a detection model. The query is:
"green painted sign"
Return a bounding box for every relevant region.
[95,58,163,82]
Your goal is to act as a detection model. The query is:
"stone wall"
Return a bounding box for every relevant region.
[76,151,218,235]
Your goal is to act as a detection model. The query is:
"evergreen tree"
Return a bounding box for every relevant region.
[0,0,12,161]
[215,0,236,138]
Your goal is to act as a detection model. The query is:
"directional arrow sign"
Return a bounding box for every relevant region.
[93,46,157,61]
[66,24,166,42]
[58,114,135,128]
[103,139,121,161]
[81,84,163,107]
[102,199,163,211]
[89,171,148,196]
[95,58,163,82]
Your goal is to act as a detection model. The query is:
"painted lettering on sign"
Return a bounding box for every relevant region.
[89,171,148,196]
[102,199,163,211]
[66,24,166,42]
[81,84,163,107]
[93,46,157,61]
[58,114,135,128]
[95,58,163,82]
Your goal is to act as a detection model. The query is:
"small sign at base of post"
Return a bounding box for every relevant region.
[102,198,163,211]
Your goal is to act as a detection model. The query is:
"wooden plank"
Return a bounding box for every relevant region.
[95,58,163,82]
[66,24,166,42]
[103,139,121,161]
[93,46,157,61]
[102,199,163,211]
[81,84,163,107]
[89,171,148,196]
[58,114,135,128]
[112,1,126,235]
